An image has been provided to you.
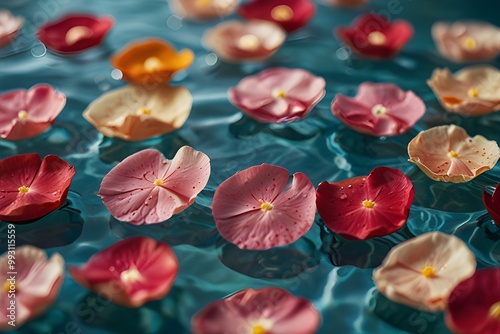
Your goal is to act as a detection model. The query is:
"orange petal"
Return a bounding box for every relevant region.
[111,38,194,85]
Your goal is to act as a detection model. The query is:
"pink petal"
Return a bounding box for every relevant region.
[0,84,66,140]
[228,68,325,123]
[213,164,316,250]
[169,0,238,20]
[191,287,320,334]
[69,237,178,308]
[99,146,210,225]
[0,10,23,48]
[0,246,64,330]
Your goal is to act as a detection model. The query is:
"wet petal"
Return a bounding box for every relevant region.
[213,164,316,250]
[69,237,178,308]
[0,10,23,48]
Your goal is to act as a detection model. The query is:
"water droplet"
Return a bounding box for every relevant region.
[340,194,347,200]
[348,185,352,188]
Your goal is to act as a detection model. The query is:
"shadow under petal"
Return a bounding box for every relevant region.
[74,288,187,334]
[454,213,500,268]
[328,126,416,168]
[229,114,324,141]
[98,130,191,163]
[408,167,493,212]
[109,203,218,248]
[218,237,320,279]
[0,192,84,251]
[366,289,450,334]
[319,221,415,269]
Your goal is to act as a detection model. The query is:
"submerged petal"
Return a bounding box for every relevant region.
[212,164,316,250]
[69,237,178,308]
[83,84,192,141]
[99,147,210,225]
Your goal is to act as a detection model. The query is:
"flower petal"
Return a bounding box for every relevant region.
[69,237,178,308]
[316,167,414,240]
[373,232,476,312]
[213,164,316,250]
[191,287,320,334]
[99,147,210,225]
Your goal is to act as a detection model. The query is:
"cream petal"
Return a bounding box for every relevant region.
[168,0,238,21]
[408,125,500,183]
[373,232,476,312]
[203,20,286,63]
[83,84,192,141]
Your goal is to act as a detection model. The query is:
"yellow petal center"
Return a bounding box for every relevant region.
[153,179,164,186]
[463,37,476,50]
[448,150,458,158]
[271,5,294,22]
[489,302,500,318]
[468,87,479,98]
[367,31,386,45]
[362,200,375,209]
[4,281,15,294]
[18,185,30,194]
[237,34,260,51]
[252,325,266,334]
[18,110,28,119]
[260,202,273,211]
[274,89,286,98]
[144,57,163,72]
[120,268,142,283]
[421,266,436,278]
[139,107,152,115]
[65,26,93,45]
[371,104,388,116]
[196,0,210,7]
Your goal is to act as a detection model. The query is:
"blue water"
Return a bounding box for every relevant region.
[1,0,500,333]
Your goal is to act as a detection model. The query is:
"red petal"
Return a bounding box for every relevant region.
[238,0,316,32]
[483,184,500,226]
[0,154,74,222]
[316,167,414,240]
[69,237,178,308]
[446,268,500,334]
[37,14,114,54]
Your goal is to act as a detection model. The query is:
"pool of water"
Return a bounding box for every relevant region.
[1,0,500,333]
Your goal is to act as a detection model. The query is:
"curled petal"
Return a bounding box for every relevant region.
[0,154,75,222]
[373,232,476,312]
[37,13,113,54]
[83,84,192,141]
[0,10,23,48]
[99,146,210,225]
[408,125,500,183]
[168,0,238,21]
[0,84,66,140]
[204,20,286,63]
[69,237,178,308]
[228,68,325,123]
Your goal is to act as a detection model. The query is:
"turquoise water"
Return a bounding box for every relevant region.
[1,0,500,333]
